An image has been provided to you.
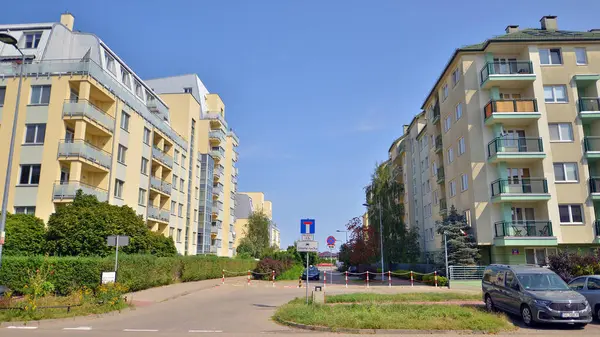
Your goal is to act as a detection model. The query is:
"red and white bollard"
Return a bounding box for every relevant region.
[272,270,275,287]
[434,271,438,287]
[247,270,251,286]
[410,271,414,287]
[323,270,327,289]
[388,271,391,287]
[345,271,348,288]
[366,272,370,288]
[222,269,225,285]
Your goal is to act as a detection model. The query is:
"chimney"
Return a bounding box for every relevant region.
[60,12,75,31]
[540,16,557,30]
[505,25,519,34]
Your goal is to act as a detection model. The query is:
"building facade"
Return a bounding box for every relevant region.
[232,192,276,252]
[0,13,239,256]
[389,16,600,265]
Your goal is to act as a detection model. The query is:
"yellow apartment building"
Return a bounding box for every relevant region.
[390,16,600,265]
[233,192,278,251]
[0,13,240,256]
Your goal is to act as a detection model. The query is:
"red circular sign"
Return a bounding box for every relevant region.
[326,236,336,245]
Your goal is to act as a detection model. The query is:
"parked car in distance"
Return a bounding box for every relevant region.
[301,266,320,281]
[482,264,592,327]
[567,275,600,319]
[0,285,9,296]
[348,266,358,274]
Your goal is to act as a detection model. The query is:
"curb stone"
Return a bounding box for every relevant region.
[0,307,132,328]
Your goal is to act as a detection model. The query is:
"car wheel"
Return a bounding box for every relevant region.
[596,306,600,320]
[485,295,495,312]
[521,305,535,327]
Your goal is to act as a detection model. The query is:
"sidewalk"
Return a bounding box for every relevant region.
[125,276,246,306]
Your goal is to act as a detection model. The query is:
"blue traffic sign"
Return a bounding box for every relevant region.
[300,219,315,234]
[326,236,336,246]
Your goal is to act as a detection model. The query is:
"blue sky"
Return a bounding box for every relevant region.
[2,1,600,249]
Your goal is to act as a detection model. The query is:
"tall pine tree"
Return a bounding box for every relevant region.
[436,206,480,266]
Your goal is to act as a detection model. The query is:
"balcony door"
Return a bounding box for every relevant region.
[494,58,517,74]
[65,128,75,143]
[502,129,526,152]
[511,207,535,222]
[60,167,70,184]
[506,168,531,193]
[512,207,535,236]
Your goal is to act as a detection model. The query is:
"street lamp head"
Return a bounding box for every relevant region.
[362,203,368,207]
[0,33,18,46]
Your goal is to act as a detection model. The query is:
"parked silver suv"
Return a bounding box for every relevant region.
[482,264,592,327]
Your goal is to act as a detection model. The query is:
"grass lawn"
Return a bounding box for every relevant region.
[274,299,514,333]
[325,292,482,303]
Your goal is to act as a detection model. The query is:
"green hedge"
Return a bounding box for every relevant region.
[0,255,256,295]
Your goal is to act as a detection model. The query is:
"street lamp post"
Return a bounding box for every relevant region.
[336,229,348,243]
[0,33,25,269]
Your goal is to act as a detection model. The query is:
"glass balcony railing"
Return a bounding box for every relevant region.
[487,137,543,157]
[152,146,173,168]
[579,98,600,112]
[439,198,447,214]
[480,61,534,84]
[584,137,600,153]
[435,135,443,152]
[57,140,112,169]
[213,200,224,211]
[63,99,115,133]
[148,205,170,223]
[209,129,226,142]
[53,181,108,202]
[437,167,445,183]
[211,147,225,159]
[494,220,553,238]
[205,112,227,128]
[150,175,172,195]
[491,178,548,197]
[483,99,538,119]
[589,177,600,193]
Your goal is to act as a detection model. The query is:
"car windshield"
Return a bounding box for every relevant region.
[517,273,569,291]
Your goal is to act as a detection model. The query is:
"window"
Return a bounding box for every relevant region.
[575,48,588,65]
[195,187,199,199]
[433,190,439,205]
[114,179,124,198]
[117,145,127,164]
[539,48,562,65]
[23,32,42,48]
[171,201,177,215]
[143,127,151,145]
[196,164,200,178]
[181,154,186,167]
[426,179,431,193]
[559,204,583,223]
[568,277,586,291]
[30,85,51,105]
[554,163,578,182]
[135,81,143,98]
[14,206,36,214]
[455,103,462,120]
[172,175,178,189]
[174,150,180,164]
[449,180,457,197]
[587,278,600,291]
[177,229,182,242]
[194,209,198,222]
[184,87,193,93]
[120,111,130,131]
[444,116,452,132]
[0,87,5,106]
[19,164,41,185]
[104,52,116,74]
[140,157,149,175]
[169,227,175,238]
[461,174,469,191]
[24,124,46,144]
[544,85,568,103]
[447,147,454,163]
[549,123,573,141]
[442,84,448,100]
[452,68,460,86]
[138,188,147,205]
[178,203,184,217]
[458,137,465,155]
[121,68,131,89]
[180,178,184,190]
[432,161,438,176]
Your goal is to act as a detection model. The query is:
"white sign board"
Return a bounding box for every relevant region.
[101,271,116,284]
[301,234,315,241]
[297,240,318,252]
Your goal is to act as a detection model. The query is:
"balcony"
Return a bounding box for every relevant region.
[584,137,600,159]
[493,220,557,246]
[147,205,170,224]
[595,220,600,238]
[490,178,550,203]
[391,166,403,179]
[205,112,227,130]
[57,140,112,171]
[396,143,405,155]
[432,104,441,125]
[209,129,226,144]
[579,98,600,120]
[213,200,224,211]
[232,149,238,162]
[487,137,545,163]
[211,147,225,161]
[434,135,443,153]
[483,99,540,125]
[439,198,447,215]
[150,175,172,196]
[151,146,173,169]
[210,245,218,254]
[53,181,108,202]
[214,165,224,177]
[480,61,535,89]
[437,167,445,184]
[589,177,600,200]
[62,99,115,134]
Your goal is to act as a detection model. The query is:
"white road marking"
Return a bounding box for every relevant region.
[123,329,159,332]
[6,326,38,329]
[189,330,223,333]
[63,326,92,331]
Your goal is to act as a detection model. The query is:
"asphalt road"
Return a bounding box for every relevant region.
[2,277,600,336]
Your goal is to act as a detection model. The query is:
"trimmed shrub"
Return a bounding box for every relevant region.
[422,274,448,287]
[4,214,47,256]
[253,258,285,280]
[548,250,600,282]
[0,255,256,296]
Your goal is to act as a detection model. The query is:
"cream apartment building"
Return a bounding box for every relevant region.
[391,16,600,265]
[233,192,277,251]
[0,13,239,256]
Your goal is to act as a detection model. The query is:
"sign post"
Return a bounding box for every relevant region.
[106,235,130,281]
[299,219,316,305]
